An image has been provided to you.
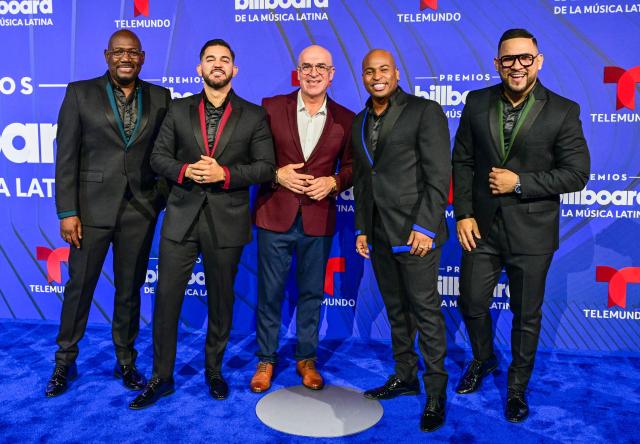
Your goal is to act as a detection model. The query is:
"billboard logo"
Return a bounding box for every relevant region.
[420,0,437,10]
[134,0,148,16]
[604,66,640,110]
[596,266,640,309]
[0,0,52,15]
[36,246,69,284]
[235,0,328,10]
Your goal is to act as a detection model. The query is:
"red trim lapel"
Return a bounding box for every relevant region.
[198,98,233,157]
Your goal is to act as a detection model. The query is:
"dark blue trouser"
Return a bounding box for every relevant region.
[256,214,332,363]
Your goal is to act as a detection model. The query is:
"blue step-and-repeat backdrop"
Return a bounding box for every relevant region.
[1,0,639,353]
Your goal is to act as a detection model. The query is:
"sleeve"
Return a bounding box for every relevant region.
[352,118,367,237]
[223,108,275,189]
[334,115,354,193]
[518,102,590,198]
[452,96,475,219]
[150,102,186,183]
[412,101,452,238]
[55,84,82,219]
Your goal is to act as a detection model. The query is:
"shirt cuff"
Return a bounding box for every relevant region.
[412,224,436,239]
[221,166,231,190]
[177,163,189,184]
[57,210,77,220]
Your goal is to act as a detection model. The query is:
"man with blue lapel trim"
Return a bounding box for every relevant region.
[47,30,171,397]
[352,49,451,432]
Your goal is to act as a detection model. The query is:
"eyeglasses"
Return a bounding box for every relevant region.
[107,48,144,60]
[497,53,539,69]
[298,63,333,75]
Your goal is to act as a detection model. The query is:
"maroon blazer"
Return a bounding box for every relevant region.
[255,91,354,236]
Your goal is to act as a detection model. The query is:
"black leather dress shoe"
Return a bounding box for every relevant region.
[128,376,175,410]
[114,364,147,390]
[455,355,498,394]
[363,375,420,400]
[420,396,446,432]
[505,390,529,422]
[45,363,78,398]
[205,369,228,400]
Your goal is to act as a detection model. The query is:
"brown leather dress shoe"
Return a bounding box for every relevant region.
[250,361,274,393]
[296,359,324,390]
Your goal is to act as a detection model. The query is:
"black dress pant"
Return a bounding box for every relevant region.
[459,211,553,391]
[370,209,448,398]
[152,205,242,379]
[55,193,157,366]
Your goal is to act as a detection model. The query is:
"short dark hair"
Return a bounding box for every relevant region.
[199,39,235,61]
[498,29,538,52]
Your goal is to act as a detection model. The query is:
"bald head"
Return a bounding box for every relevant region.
[105,30,145,88]
[362,49,396,71]
[361,49,399,101]
[108,30,142,51]
[296,45,334,101]
[298,45,333,66]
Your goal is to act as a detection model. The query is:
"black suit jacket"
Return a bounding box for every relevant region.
[352,88,451,250]
[150,90,275,247]
[452,82,590,255]
[55,73,171,226]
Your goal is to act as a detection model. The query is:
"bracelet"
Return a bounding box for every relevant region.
[330,176,337,193]
[274,168,280,185]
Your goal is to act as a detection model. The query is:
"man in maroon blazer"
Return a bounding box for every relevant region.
[251,45,354,392]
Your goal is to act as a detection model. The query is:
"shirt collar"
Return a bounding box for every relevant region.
[297,89,327,115]
[500,81,537,108]
[106,71,140,94]
[365,87,402,115]
[202,89,232,110]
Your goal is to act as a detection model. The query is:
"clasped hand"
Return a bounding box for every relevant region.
[187,155,225,184]
[277,163,335,201]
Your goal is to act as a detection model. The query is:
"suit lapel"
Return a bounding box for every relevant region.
[127,82,150,147]
[305,98,335,164]
[190,97,206,155]
[212,93,242,160]
[488,87,502,161]
[374,90,407,162]
[286,91,305,160]
[355,110,373,167]
[100,75,124,142]
[504,84,548,163]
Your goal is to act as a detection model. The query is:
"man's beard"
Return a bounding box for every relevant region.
[203,71,231,90]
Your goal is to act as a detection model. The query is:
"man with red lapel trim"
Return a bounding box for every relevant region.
[129,39,274,409]
[250,45,354,393]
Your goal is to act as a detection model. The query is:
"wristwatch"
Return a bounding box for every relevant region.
[514,178,522,194]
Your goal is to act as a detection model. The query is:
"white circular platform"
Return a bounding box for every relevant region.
[255,385,383,438]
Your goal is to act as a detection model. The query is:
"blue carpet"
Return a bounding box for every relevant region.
[0,319,638,443]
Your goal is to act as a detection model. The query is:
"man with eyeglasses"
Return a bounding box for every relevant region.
[251,45,353,393]
[453,28,590,422]
[352,49,451,432]
[47,30,171,397]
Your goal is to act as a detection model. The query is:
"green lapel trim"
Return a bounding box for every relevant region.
[105,83,143,148]
[499,92,535,165]
[126,87,143,148]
